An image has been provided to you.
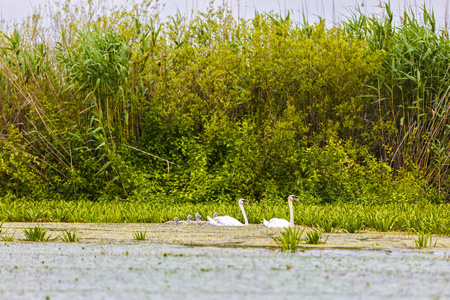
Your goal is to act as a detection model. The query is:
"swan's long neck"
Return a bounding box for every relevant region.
[239,202,248,225]
[288,200,294,228]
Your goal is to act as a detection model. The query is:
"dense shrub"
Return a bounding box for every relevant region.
[0,1,448,203]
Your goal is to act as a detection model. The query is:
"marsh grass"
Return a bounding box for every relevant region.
[0,200,449,236]
[304,230,328,245]
[1,233,15,242]
[316,219,339,233]
[345,218,364,234]
[132,231,147,241]
[61,230,80,242]
[371,214,397,232]
[272,227,305,253]
[414,232,437,249]
[23,226,51,242]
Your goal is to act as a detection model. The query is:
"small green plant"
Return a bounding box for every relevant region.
[372,214,397,232]
[132,231,147,241]
[414,232,437,249]
[61,230,80,242]
[272,227,305,253]
[23,226,51,242]
[1,233,15,242]
[304,230,328,245]
[345,218,364,233]
[316,219,338,233]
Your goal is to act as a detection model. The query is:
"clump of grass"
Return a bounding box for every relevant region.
[345,218,364,233]
[61,230,80,242]
[372,214,397,232]
[23,226,51,242]
[316,219,339,233]
[132,231,147,241]
[304,230,328,245]
[1,233,15,242]
[414,232,437,249]
[272,227,305,253]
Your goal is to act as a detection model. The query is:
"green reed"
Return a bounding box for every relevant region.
[0,200,449,236]
[272,227,305,253]
[132,231,147,241]
[414,232,436,249]
[23,226,51,242]
[304,230,328,245]
[61,230,80,242]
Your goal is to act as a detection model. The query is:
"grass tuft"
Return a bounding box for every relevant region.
[304,229,328,244]
[414,232,437,249]
[132,231,147,241]
[272,227,305,253]
[1,233,15,242]
[61,230,80,242]
[23,226,51,242]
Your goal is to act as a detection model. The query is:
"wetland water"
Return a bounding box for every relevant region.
[1,243,449,300]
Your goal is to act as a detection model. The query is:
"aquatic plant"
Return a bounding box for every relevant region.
[344,217,364,234]
[272,227,305,253]
[23,226,51,242]
[0,199,449,236]
[132,231,147,241]
[414,232,436,249]
[371,214,397,232]
[61,230,80,242]
[304,230,328,245]
[1,233,15,242]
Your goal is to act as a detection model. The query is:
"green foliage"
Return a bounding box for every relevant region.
[61,230,80,242]
[23,226,51,242]
[132,231,147,241]
[272,227,305,253]
[1,199,449,236]
[304,230,328,245]
[0,1,448,204]
[1,233,15,242]
[414,232,436,249]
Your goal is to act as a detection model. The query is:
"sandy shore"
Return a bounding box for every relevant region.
[2,222,450,250]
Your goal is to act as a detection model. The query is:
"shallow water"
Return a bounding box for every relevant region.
[0,242,449,300]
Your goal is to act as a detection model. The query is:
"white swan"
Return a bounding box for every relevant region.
[207,199,249,226]
[263,195,298,228]
[164,217,180,225]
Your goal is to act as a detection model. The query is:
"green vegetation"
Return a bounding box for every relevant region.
[304,229,328,245]
[414,232,437,249]
[61,230,80,242]
[0,0,448,205]
[0,199,448,235]
[0,0,449,236]
[132,231,147,241]
[272,227,305,252]
[1,233,15,242]
[23,226,51,242]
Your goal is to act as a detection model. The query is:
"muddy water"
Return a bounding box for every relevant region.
[0,242,449,300]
